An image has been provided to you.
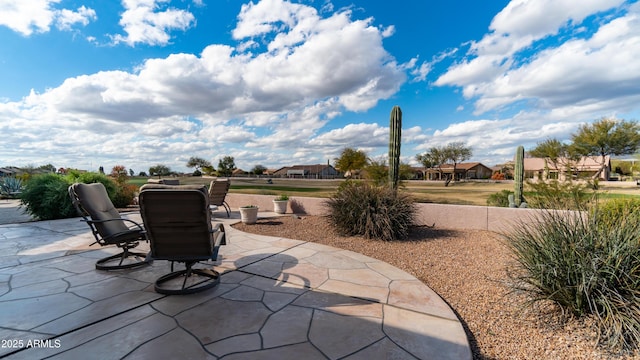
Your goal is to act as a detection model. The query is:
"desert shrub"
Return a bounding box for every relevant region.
[525,180,594,210]
[0,177,23,198]
[504,208,640,350]
[20,173,76,220]
[487,189,512,207]
[325,181,416,241]
[595,197,640,226]
[111,183,138,208]
[66,172,117,198]
[21,172,122,220]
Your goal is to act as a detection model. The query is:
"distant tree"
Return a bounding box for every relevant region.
[334,148,368,178]
[529,138,579,178]
[444,142,472,186]
[217,156,235,177]
[201,165,215,176]
[98,166,104,174]
[129,169,134,177]
[416,142,472,186]
[37,164,56,173]
[399,162,414,180]
[415,152,436,170]
[364,160,413,185]
[364,159,388,185]
[149,164,171,177]
[417,146,446,182]
[186,157,212,173]
[570,118,640,179]
[251,164,267,176]
[138,171,148,177]
[110,165,128,184]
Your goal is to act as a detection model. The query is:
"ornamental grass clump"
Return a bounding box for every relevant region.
[504,203,640,350]
[325,181,416,241]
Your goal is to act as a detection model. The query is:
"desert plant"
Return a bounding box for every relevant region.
[525,180,594,210]
[111,183,138,208]
[593,197,640,227]
[20,173,76,220]
[487,190,513,207]
[514,145,525,206]
[0,177,23,198]
[66,172,118,198]
[504,207,640,350]
[388,105,402,189]
[325,181,416,241]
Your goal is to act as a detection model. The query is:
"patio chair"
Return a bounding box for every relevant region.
[138,184,227,295]
[208,179,231,217]
[68,183,149,270]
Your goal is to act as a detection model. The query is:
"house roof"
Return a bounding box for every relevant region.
[438,162,490,170]
[274,164,336,175]
[524,156,610,171]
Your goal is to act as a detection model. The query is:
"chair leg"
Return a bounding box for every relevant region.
[154,263,220,295]
[95,247,149,270]
[223,202,231,218]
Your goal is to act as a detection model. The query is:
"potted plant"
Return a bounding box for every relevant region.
[239,205,259,224]
[273,194,289,214]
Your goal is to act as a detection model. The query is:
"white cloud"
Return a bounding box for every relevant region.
[0,0,406,171]
[55,6,96,31]
[435,0,636,118]
[0,0,96,36]
[111,0,196,46]
[309,123,388,147]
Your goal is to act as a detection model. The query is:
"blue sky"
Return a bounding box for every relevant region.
[1,0,639,174]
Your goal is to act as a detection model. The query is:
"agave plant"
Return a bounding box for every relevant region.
[0,177,23,198]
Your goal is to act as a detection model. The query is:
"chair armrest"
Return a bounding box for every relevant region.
[211,223,227,246]
[85,217,144,231]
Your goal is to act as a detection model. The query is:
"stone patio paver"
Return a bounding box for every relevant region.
[0,211,471,359]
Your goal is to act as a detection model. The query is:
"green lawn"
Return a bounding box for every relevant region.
[128,176,640,206]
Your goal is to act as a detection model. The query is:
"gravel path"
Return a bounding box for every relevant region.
[233,215,639,360]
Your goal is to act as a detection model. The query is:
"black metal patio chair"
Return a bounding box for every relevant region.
[68,183,149,270]
[138,184,227,295]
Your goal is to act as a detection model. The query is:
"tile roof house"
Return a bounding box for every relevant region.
[424,162,493,181]
[523,156,611,181]
[273,164,339,179]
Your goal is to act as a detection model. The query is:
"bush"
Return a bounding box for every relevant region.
[20,173,76,220]
[504,206,640,350]
[21,172,123,220]
[595,197,640,227]
[67,172,117,198]
[111,183,138,208]
[487,189,512,207]
[325,181,416,241]
[525,180,594,210]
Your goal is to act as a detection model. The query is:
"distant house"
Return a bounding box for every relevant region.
[425,162,493,181]
[0,167,17,177]
[232,168,247,177]
[273,164,339,179]
[523,156,611,181]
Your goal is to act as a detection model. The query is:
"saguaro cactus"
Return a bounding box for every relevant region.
[388,106,402,189]
[514,145,524,207]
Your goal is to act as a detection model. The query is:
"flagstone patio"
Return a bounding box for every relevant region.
[0,210,471,359]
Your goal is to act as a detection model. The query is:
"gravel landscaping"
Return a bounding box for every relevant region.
[233,215,639,360]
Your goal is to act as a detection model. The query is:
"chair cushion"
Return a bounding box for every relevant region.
[139,186,216,260]
[73,183,129,237]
